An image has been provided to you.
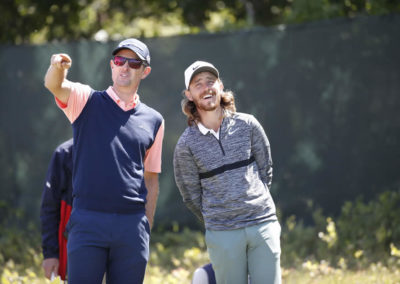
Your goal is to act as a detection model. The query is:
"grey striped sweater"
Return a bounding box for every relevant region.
[173,112,277,230]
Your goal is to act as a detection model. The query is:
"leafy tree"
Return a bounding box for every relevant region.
[0,0,88,44]
[1,0,399,44]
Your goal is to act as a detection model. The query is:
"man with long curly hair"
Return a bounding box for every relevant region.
[174,61,281,284]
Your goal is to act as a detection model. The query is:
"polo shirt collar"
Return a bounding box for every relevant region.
[106,86,139,111]
[197,122,220,140]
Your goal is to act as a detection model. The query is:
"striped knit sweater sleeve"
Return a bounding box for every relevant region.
[173,131,204,223]
[249,115,273,189]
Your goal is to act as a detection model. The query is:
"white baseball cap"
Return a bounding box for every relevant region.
[184,61,219,89]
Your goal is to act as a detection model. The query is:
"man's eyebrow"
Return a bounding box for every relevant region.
[193,77,202,84]
[193,75,217,84]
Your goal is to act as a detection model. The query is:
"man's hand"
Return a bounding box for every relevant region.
[42,258,59,280]
[44,53,73,104]
[50,53,72,70]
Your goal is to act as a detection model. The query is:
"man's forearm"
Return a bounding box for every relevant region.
[144,172,159,229]
[44,53,72,104]
[44,65,67,92]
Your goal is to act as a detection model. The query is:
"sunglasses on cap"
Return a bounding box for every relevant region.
[112,56,146,69]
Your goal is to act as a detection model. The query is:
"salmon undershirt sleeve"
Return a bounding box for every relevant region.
[144,120,164,173]
[55,82,92,123]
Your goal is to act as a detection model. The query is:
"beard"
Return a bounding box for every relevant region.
[192,91,220,112]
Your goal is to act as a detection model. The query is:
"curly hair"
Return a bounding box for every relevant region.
[181,89,236,126]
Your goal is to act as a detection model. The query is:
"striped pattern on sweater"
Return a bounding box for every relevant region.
[173,112,277,230]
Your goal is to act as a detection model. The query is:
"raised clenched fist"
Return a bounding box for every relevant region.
[50,53,72,70]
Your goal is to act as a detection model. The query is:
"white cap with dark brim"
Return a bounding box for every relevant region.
[184,61,219,89]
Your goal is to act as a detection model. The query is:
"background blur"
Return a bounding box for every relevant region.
[0,12,399,231]
[1,1,400,282]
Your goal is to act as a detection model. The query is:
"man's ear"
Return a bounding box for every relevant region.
[218,79,224,91]
[141,66,152,79]
[184,89,193,101]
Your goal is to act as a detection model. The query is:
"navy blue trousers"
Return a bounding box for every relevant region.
[66,208,150,284]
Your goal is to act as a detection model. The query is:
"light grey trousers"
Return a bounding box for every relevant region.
[205,220,281,284]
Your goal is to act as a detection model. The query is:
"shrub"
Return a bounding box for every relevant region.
[281,190,400,269]
[336,190,400,267]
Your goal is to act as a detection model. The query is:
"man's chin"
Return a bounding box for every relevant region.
[199,104,218,112]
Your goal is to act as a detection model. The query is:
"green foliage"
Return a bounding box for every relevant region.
[1,260,45,284]
[281,190,400,269]
[283,261,400,283]
[283,0,346,23]
[335,190,400,266]
[281,214,320,266]
[2,192,400,283]
[1,0,399,44]
[149,226,209,270]
[0,204,42,281]
[145,227,210,283]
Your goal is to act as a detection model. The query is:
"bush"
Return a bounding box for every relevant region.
[0,203,42,276]
[281,190,400,269]
[148,225,209,275]
[336,190,400,267]
[0,203,43,283]
[1,191,400,283]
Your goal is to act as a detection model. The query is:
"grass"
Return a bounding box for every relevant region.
[1,247,400,284]
[143,263,400,284]
[283,262,400,284]
[1,226,400,283]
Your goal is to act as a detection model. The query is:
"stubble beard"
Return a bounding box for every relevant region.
[197,102,218,112]
[194,92,220,112]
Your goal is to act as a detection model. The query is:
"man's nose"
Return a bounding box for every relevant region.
[205,86,213,93]
[121,61,130,69]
